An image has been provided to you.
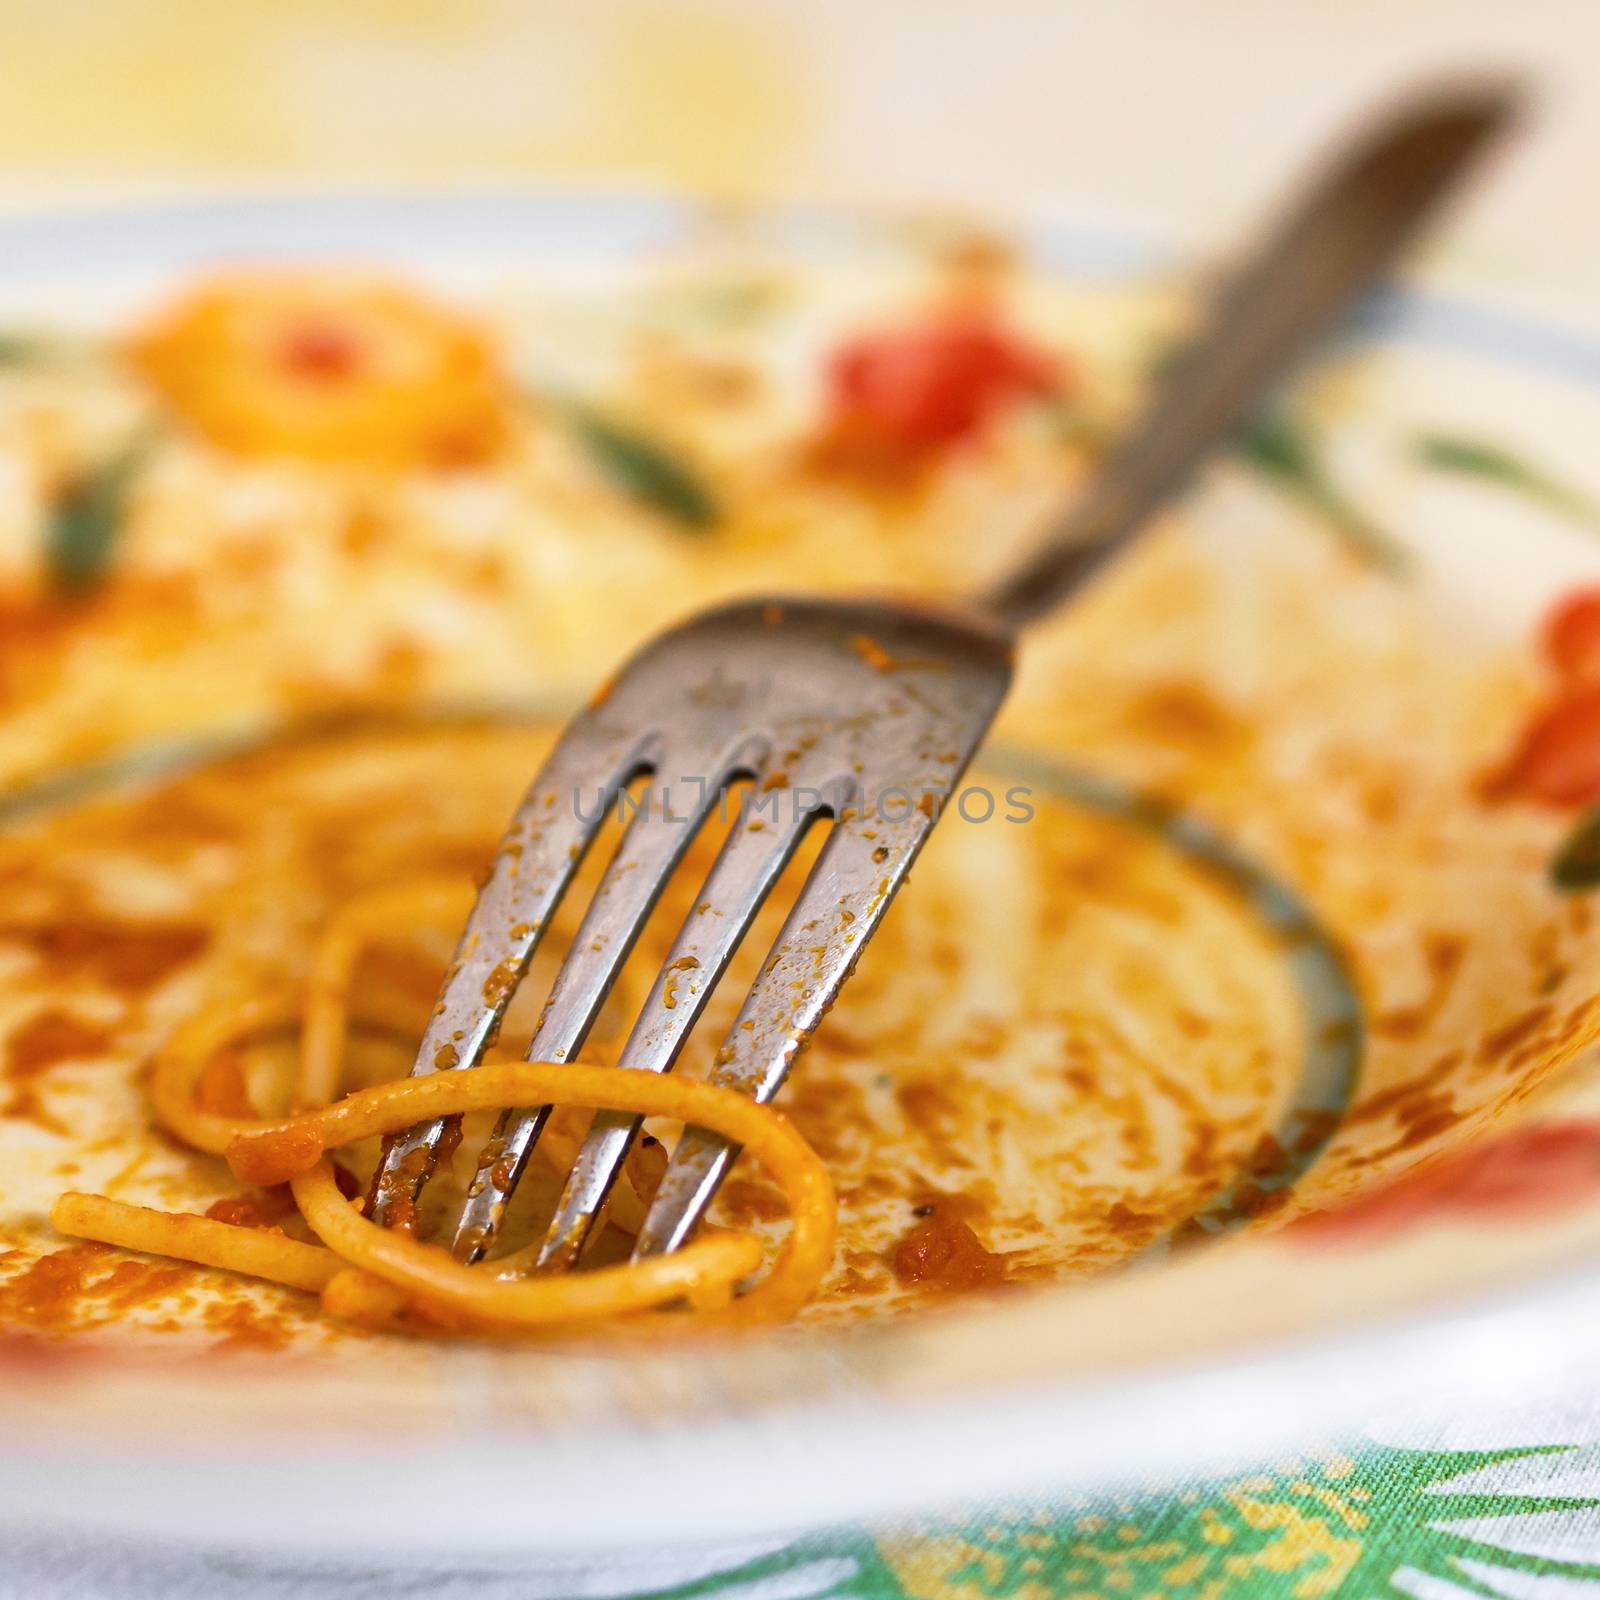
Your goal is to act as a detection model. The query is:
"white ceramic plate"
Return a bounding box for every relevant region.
[3,192,1600,1562]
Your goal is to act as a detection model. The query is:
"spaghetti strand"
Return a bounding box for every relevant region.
[54,879,838,1336]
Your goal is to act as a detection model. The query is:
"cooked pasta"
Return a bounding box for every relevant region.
[52,881,838,1337]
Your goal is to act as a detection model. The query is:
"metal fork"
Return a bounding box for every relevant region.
[368,82,1517,1273]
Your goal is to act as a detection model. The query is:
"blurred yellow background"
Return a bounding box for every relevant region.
[0,1,812,191]
[1,0,1597,291]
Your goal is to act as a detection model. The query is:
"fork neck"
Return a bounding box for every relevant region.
[972,484,1134,635]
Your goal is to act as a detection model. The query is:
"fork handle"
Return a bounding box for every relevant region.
[978,79,1520,633]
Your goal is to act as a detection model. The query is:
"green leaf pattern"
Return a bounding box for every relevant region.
[552,1428,1600,1599]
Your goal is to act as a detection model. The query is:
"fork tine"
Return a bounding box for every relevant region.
[366,719,657,1229]
[528,780,847,1272]
[447,738,766,1261]
[371,592,1012,1268]
[632,799,935,1258]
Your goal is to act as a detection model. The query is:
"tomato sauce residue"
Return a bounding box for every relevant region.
[201,1297,298,1352]
[2,917,209,998]
[891,1191,1008,1292]
[848,633,897,674]
[368,1143,432,1235]
[1371,932,1467,1041]
[0,1238,306,1352]
[0,1243,197,1335]
[4,1009,113,1128]
[204,1187,296,1230]
[1121,679,1247,757]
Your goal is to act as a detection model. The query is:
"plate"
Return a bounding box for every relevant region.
[2,192,1600,1560]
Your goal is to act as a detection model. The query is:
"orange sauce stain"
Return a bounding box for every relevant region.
[0,1243,200,1335]
[1,917,209,998]
[3,1010,113,1129]
[203,1187,296,1230]
[891,1192,1007,1292]
[848,633,897,673]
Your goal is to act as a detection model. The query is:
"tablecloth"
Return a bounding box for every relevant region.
[7,1391,1600,1599]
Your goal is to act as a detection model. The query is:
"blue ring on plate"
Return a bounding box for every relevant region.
[991,751,1363,1253]
[0,194,1597,388]
[0,710,1366,1255]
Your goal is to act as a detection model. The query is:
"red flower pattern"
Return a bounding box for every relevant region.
[1294,1120,1600,1242]
[821,315,1062,462]
[1488,586,1600,807]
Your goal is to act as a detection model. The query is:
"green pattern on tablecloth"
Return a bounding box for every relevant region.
[631,1435,1600,1598]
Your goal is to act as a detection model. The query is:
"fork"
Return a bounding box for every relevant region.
[368,82,1517,1274]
